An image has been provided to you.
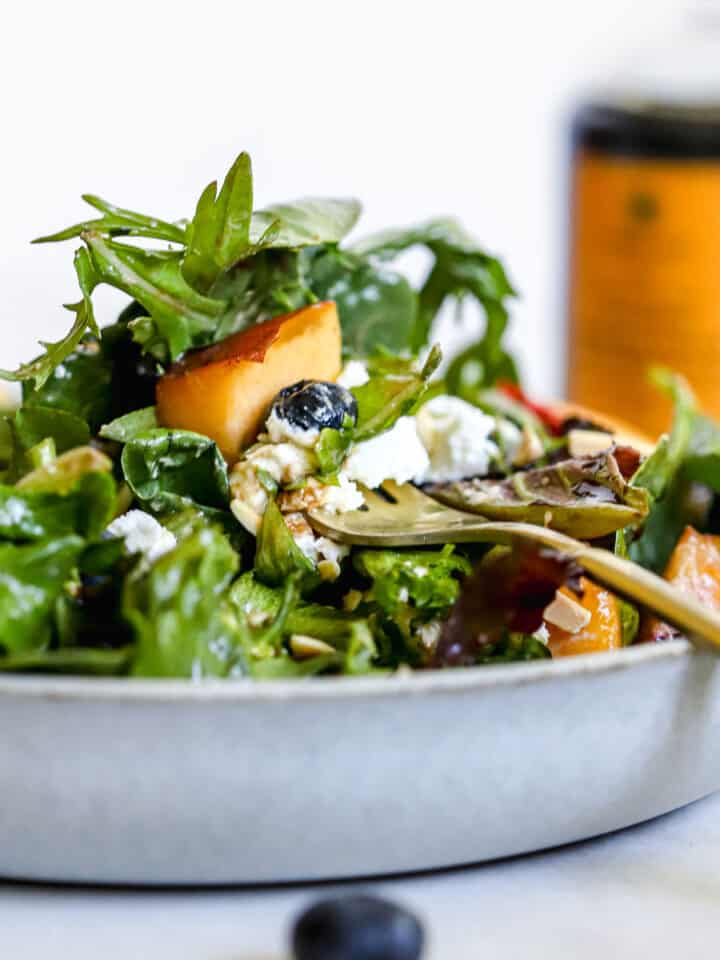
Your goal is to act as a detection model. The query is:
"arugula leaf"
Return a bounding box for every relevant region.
[121,428,229,514]
[0,472,115,542]
[306,246,416,357]
[34,195,185,246]
[182,152,253,293]
[0,248,99,390]
[354,218,516,359]
[254,499,317,587]
[353,345,441,442]
[0,535,85,654]
[475,632,552,663]
[126,526,243,678]
[100,406,158,442]
[84,234,225,362]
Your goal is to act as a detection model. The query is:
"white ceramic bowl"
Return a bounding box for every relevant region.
[1,639,718,885]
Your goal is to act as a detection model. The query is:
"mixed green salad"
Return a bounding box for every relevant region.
[2,152,720,679]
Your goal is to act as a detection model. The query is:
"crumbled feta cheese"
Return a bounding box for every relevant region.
[532,623,550,645]
[344,417,430,489]
[265,406,320,448]
[246,442,317,486]
[106,510,177,564]
[322,474,365,513]
[284,511,349,580]
[337,360,370,389]
[415,395,501,483]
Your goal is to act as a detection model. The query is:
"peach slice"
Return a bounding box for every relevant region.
[156,302,342,462]
[545,578,622,657]
[639,526,720,643]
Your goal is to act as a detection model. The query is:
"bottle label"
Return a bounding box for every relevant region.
[568,149,720,435]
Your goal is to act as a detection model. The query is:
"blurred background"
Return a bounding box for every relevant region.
[0,0,695,402]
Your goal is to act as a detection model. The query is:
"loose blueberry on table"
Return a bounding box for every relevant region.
[291,894,424,960]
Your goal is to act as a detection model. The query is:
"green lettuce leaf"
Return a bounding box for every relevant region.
[121,428,229,514]
[21,338,112,431]
[126,526,243,678]
[0,647,131,675]
[0,535,85,654]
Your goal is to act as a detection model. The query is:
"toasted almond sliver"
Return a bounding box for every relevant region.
[543,590,591,634]
[290,635,336,659]
[230,499,261,536]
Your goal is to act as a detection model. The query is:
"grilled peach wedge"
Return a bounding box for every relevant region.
[156,301,342,462]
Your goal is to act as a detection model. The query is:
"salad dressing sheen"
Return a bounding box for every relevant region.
[567,101,720,437]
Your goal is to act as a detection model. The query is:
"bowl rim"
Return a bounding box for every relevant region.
[0,639,693,704]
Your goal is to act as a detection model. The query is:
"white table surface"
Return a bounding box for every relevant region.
[2,792,719,959]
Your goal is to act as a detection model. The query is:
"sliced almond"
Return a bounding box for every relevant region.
[290,635,336,659]
[567,429,613,459]
[543,590,591,634]
[230,499,261,536]
[513,425,544,467]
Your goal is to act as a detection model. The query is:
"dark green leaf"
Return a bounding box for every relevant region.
[254,500,317,588]
[0,535,84,654]
[21,338,112,431]
[631,369,695,500]
[100,406,158,442]
[307,247,416,357]
[121,428,229,513]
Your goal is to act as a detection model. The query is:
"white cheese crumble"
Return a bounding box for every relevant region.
[414,395,502,483]
[265,406,320,448]
[285,511,349,580]
[322,474,365,513]
[106,510,177,564]
[344,416,430,489]
[337,360,370,389]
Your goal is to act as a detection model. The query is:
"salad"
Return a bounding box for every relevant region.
[1,152,720,679]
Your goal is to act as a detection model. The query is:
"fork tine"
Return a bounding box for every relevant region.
[381,480,430,505]
[359,486,395,510]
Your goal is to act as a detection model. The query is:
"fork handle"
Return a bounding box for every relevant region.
[471,521,720,653]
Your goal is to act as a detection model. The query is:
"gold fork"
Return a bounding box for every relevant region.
[309,480,720,654]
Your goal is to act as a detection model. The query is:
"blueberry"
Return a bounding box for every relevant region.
[271,380,358,434]
[291,894,424,960]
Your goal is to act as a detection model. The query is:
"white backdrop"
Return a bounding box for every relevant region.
[0,0,680,397]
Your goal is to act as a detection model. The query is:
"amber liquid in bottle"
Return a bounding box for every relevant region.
[567,101,720,436]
